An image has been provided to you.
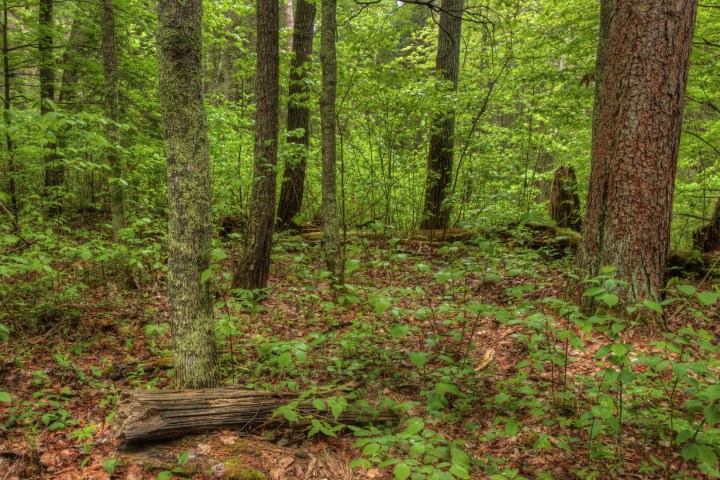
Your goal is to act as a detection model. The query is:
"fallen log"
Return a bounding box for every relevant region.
[114,386,397,443]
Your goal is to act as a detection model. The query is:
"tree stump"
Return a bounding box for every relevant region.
[693,196,720,253]
[114,386,397,443]
[549,165,581,231]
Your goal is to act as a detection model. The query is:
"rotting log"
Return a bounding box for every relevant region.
[114,386,398,443]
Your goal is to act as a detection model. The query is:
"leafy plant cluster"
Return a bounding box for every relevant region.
[207,233,720,479]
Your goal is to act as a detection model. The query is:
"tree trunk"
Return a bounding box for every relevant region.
[320,0,342,283]
[158,0,220,389]
[2,0,16,215]
[549,165,581,230]
[277,0,315,232]
[575,0,698,304]
[39,0,61,214]
[58,17,85,107]
[591,0,612,152]
[231,0,280,291]
[284,0,294,49]
[100,0,125,235]
[420,0,463,231]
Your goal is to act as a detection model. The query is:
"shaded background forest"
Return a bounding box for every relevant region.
[1,0,717,244]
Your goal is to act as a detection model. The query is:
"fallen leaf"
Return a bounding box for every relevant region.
[220,435,238,445]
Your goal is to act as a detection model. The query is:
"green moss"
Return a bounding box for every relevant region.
[223,458,267,480]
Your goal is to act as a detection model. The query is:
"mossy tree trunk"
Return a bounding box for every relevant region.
[420,0,463,231]
[320,0,342,283]
[100,0,125,236]
[158,0,220,389]
[231,0,280,291]
[575,0,698,304]
[277,0,315,232]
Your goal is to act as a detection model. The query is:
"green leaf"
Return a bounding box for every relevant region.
[393,462,411,480]
[390,323,407,339]
[408,351,427,369]
[156,471,173,480]
[178,450,190,466]
[504,419,519,437]
[599,293,619,307]
[676,429,693,444]
[677,284,696,295]
[0,391,10,403]
[312,399,325,411]
[362,443,381,456]
[583,286,605,297]
[697,291,720,306]
[200,268,212,285]
[449,464,471,479]
[101,457,119,475]
[705,405,720,427]
[682,443,718,466]
[277,352,292,368]
[404,418,424,435]
[642,300,664,314]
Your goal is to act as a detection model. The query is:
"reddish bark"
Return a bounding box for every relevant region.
[575,0,698,303]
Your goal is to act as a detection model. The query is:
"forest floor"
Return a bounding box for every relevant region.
[1,227,719,480]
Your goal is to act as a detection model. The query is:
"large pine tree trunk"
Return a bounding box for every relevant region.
[232,0,280,290]
[420,0,463,231]
[158,0,220,388]
[320,0,342,283]
[100,0,125,235]
[576,0,698,303]
[277,0,315,232]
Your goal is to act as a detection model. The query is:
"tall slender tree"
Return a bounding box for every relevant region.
[39,0,60,213]
[591,0,611,151]
[575,0,698,304]
[320,0,342,283]
[2,0,16,214]
[277,0,316,231]
[420,0,463,230]
[232,0,280,290]
[100,0,125,235]
[157,0,219,388]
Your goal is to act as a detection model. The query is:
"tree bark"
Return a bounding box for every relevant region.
[39,0,61,214]
[114,386,398,443]
[158,0,220,389]
[591,0,612,152]
[320,0,342,283]
[100,0,125,235]
[575,0,698,304]
[420,0,463,230]
[231,0,280,291]
[284,0,294,49]
[2,0,16,215]
[277,0,315,232]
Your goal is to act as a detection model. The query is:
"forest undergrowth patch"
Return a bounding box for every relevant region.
[1,230,720,479]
